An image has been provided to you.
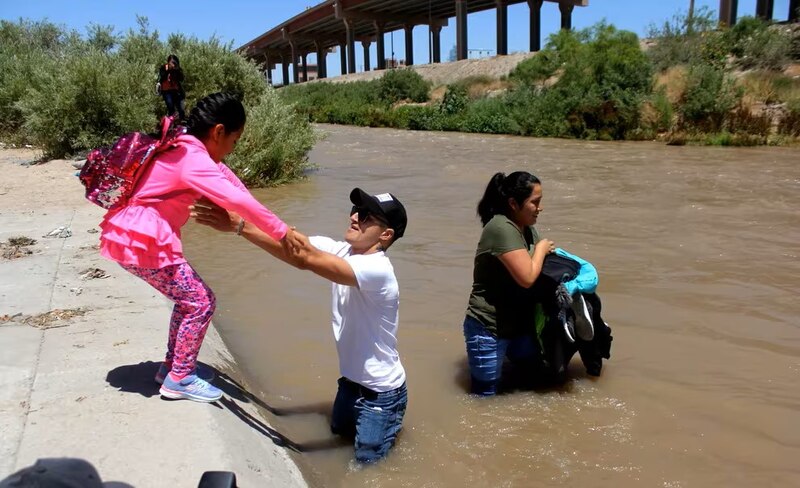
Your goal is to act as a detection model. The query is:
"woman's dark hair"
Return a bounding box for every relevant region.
[185,92,246,140]
[476,171,541,226]
[166,54,180,66]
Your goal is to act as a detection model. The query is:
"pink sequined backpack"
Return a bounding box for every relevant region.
[79,116,186,210]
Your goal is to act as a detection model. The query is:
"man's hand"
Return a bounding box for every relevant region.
[190,197,239,233]
[281,228,313,269]
[282,226,303,252]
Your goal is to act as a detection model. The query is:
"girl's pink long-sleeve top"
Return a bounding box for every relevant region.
[99,134,288,269]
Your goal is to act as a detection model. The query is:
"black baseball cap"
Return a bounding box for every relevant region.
[350,188,407,239]
[0,458,124,488]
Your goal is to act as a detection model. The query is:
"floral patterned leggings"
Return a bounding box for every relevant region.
[121,262,216,377]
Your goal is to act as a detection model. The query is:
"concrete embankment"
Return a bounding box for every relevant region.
[308,51,536,86]
[0,148,307,487]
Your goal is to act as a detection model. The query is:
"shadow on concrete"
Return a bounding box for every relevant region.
[212,369,349,454]
[104,361,347,453]
[105,361,161,398]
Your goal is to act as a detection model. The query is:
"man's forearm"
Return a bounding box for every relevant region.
[239,221,295,265]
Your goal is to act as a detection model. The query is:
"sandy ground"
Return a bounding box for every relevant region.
[0,147,307,487]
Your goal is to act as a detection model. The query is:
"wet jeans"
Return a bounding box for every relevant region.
[331,377,407,463]
[463,315,538,396]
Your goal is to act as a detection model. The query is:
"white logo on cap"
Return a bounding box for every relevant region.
[375,193,393,202]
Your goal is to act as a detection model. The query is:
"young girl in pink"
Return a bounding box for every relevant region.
[99,92,293,402]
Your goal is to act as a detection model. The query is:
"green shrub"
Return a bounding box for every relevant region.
[2,17,316,185]
[440,84,469,115]
[511,29,585,85]
[280,80,382,123]
[650,88,674,132]
[169,35,267,110]
[226,87,318,186]
[0,19,74,139]
[646,7,718,72]
[404,105,446,131]
[17,48,157,158]
[727,105,771,137]
[679,64,741,132]
[778,100,800,136]
[507,86,570,137]
[459,98,518,134]
[509,23,652,140]
[378,68,430,104]
[704,131,764,146]
[386,106,413,129]
[724,16,791,70]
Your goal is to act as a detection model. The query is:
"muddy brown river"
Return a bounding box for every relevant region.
[183,124,800,487]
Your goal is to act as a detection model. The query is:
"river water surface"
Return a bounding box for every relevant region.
[183,125,800,487]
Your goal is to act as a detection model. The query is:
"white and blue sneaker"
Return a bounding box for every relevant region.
[159,373,222,403]
[155,363,215,385]
[571,293,595,341]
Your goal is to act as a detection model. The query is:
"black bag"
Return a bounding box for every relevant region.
[531,253,613,380]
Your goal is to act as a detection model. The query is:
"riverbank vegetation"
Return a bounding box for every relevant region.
[0,17,315,185]
[281,10,800,146]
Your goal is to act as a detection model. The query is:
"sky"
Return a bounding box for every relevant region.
[1,0,794,84]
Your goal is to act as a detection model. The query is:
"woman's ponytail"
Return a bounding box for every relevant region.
[477,172,507,226]
[476,171,541,226]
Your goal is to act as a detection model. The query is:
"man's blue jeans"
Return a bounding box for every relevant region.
[331,377,407,463]
[463,315,538,396]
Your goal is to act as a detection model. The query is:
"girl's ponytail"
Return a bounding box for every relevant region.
[185,92,246,140]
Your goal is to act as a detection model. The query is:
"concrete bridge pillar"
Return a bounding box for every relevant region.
[404,24,415,66]
[431,25,442,63]
[289,42,299,84]
[375,22,387,70]
[301,53,308,82]
[456,0,468,60]
[791,0,799,22]
[264,54,273,85]
[315,42,327,79]
[559,1,574,30]
[345,19,356,74]
[340,41,347,76]
[281,55,290,86]
[496,0,508,56]
[756,0,774,20]
[719,0,738,26]
[528,0,543,52]
[362,40,372,71]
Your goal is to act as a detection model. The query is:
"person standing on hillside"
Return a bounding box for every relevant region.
[157,54,185,120]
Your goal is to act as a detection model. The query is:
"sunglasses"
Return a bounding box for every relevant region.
[350,205,388,225]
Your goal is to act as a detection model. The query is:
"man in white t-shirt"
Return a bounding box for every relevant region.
[191,188,408,464]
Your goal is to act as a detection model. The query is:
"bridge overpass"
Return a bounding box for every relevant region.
[719,0,799,26]
[239,0,799,86]
[238,0,588,85]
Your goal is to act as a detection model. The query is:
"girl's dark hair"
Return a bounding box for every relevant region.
[185,92,246,140]
[477,171,541,226]
[167,54,180,66]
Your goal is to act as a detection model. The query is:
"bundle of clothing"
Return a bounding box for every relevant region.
[530,248,613,382]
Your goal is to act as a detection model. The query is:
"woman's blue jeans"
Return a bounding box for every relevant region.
[463,315,538,396]
[331,377,408,463]
[162,90,185,119]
